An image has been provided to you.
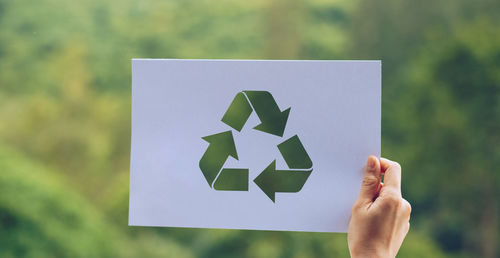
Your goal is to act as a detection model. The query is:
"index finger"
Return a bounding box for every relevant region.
[380,158,401,192]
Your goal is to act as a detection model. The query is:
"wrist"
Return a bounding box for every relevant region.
[350,246,390,258]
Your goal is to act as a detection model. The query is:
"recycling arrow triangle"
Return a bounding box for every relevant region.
[199,91,313,202]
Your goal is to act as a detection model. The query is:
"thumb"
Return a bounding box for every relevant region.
[357,156,381,204]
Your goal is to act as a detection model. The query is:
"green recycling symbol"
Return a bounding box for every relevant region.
[199,91,313,202]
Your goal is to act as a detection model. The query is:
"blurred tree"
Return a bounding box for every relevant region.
[350,1,500,257]
[0,146,195,258]
[265,0,303,59]
[0,0,491,256]
[398,21,499,257]
[0,146,118,257]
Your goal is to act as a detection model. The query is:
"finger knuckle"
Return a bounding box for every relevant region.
[382,194,402,210]
[402,199,412,214]
[362,175,379,187]
[385,188,400,198]
[352,201,362,212]
[379,201,394,211]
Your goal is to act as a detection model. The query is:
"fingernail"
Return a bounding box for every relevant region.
[367,157,376,169]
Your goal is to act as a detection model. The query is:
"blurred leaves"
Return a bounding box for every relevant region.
[350,1,500,256]
[0,146,118,257]
[0,0,498,257]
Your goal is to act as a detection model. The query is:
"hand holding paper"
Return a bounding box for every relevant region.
[348,156,411,258]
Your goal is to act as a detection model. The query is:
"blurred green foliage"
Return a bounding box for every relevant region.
[0,0,498,257]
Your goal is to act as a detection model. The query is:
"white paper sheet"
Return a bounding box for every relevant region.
[129,59,380,232]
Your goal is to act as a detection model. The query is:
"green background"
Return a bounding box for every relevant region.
[0,0,499,257]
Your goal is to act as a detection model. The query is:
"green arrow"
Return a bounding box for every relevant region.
[199,131,238,187]
[277,135,312,169]
[254,160,312,202]
[221,92,253,131]
[243,91,290,137]
[213,168,249,191]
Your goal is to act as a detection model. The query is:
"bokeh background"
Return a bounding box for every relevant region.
[1,0,499,257]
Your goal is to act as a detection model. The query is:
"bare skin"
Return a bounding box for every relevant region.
[348,156,411,258]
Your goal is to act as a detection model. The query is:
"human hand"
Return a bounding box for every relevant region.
[347,156,411,258]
